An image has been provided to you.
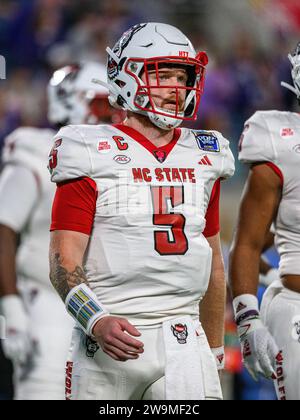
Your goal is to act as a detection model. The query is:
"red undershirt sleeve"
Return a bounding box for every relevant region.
[50,177,97,235]
[203,178,221,238]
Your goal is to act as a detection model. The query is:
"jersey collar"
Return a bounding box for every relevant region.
[114,124,181,163]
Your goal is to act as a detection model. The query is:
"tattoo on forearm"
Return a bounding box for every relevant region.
[49,253,88,301]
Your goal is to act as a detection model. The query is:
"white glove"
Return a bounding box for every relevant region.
[211,346,225,371]
[0,295,32,365]
[233,294,280,381]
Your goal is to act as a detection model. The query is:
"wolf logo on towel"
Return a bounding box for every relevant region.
[171,324,188,344]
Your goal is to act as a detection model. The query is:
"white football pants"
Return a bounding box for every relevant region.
[66,321,222,400]
[263,287,300,400]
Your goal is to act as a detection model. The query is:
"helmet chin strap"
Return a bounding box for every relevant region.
[148,110,183,130]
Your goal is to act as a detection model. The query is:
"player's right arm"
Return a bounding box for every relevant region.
[49,230,90,301]
[49,195,144,363]
[49,126,144,361]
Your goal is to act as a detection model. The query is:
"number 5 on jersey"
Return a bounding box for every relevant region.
[151,186,188,256]
[48,139,62,172]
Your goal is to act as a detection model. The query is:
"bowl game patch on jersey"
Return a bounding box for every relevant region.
[97,139,112,154]
[192,130,220,153]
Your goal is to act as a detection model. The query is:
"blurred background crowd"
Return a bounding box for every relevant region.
[1,0,300,400]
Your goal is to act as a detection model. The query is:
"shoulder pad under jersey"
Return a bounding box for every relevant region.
[49,125,93,183]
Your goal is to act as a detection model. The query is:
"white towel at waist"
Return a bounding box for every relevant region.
[162,315,221,400]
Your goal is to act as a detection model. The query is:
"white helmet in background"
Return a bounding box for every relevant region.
[281,42,300,102]
[106,22,208,130]
[48,62,119,125]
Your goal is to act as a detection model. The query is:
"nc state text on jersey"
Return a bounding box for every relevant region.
[132,167,196,183]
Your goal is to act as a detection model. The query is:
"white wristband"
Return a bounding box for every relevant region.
[232,294,259,320]
[65,284,109,336]
[211,346,225,370]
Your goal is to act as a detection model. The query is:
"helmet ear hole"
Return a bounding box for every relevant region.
[117,95,127,107]
[115,79,126,88]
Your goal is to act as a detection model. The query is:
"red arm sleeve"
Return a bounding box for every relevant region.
[50,177,97,235]
[203,178,221,238]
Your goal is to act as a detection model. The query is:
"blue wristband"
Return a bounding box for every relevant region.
[65,284,109,336]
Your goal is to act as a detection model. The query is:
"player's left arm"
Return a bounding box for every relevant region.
[200,233,226,368]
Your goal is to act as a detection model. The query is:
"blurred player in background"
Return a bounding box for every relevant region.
[49,22,235,400]
[229,42,300,400]
[0,61,120,399]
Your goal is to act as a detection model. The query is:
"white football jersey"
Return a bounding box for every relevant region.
[0,127,56,287]
[239,110,300,276]
[51,124,235,325]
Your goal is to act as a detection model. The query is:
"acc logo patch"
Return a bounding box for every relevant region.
[192,131,220,152]
[171,323,188,344]
[114,154,131,164]
[293,144,300,154]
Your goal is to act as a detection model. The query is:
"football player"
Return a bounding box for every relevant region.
[0,62,117,399]
[229,43,300,400]
[49,23,235,400]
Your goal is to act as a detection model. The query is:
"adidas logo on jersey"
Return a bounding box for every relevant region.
[198,155,212,166]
